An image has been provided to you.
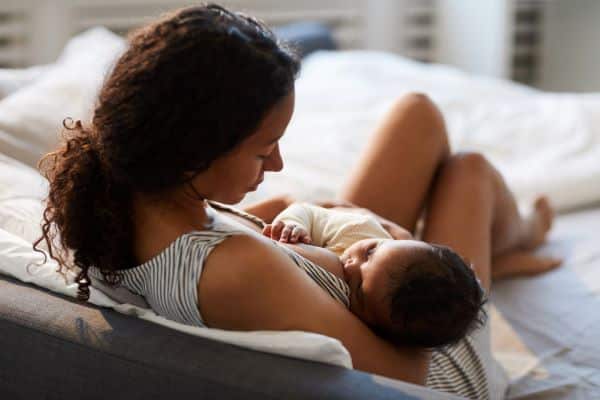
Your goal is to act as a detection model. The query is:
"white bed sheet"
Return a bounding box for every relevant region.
[491,206,600,399]
[242,51,600,213]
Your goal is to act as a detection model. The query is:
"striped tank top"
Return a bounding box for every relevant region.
[88,201,350,326]
[89,202,491,400]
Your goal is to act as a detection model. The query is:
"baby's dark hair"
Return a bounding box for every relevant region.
[376,244,487,349]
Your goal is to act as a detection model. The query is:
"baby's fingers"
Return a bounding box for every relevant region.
[290,227,311,244]
[270,221,285,240]
[262,224,272,238]
[280,224,294,242]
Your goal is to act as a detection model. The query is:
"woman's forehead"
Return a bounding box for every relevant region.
[248,92,295,144]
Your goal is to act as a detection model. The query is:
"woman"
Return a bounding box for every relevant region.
[35,4,559,399]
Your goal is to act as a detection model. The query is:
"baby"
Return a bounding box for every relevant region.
[263,202,486,349]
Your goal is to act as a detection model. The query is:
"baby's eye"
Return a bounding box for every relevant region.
[366,245,376,258]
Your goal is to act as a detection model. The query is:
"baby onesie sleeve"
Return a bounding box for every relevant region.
[273,203,392,255]
[272,202,330,246]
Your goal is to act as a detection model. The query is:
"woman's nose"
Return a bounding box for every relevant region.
[264,144,283,172]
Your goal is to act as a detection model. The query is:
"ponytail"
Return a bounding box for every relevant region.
[33,3,301,301]
[33,118,133,301]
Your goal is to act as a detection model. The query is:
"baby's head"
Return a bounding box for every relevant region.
[340,238,487,349]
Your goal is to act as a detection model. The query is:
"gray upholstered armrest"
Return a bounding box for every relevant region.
[0,275,456,399]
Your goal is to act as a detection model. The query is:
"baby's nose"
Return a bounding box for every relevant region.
[343,257,355,269]
[342,258,358,279]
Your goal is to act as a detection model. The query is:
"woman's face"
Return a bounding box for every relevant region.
[191,90,295,204]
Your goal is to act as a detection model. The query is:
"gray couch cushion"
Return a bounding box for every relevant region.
[0,275,439,399]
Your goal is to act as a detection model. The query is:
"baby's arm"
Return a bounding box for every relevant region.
[263,203,316,244]
[320,206,413,240]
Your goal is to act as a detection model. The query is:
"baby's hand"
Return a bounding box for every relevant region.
[262,221,312,244]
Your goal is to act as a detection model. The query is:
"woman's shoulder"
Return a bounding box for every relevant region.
[196,233,307,329]
[198,233,293,291]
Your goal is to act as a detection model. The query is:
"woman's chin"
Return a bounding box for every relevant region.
[212,192,247,205]
[249,180,263,192]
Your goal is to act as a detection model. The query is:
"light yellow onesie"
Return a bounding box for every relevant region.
[273,202,392,256]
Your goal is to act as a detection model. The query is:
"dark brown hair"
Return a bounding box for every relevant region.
[33,4,300,300]
[376,244,487,349]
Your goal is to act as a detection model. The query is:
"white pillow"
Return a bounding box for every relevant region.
[0,64,52,100]
[0,27,126,167]
[0,153,47,245]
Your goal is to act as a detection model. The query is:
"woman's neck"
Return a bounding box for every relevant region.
[131,191,211,265]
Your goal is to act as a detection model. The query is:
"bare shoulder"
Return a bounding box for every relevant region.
[197,232,430,384]
[197,232,317,330]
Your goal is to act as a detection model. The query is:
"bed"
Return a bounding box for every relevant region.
[1,28,599,399]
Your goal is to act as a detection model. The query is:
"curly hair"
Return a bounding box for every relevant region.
[33,4,300,301]
[375,244,488,350]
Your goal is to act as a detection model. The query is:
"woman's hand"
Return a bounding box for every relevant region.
[263,221,312,244]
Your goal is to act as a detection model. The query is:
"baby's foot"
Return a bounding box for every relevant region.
[492,250,562,280]
[520,196,554,250]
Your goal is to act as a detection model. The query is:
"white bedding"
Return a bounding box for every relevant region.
[244,51,600,213]
[1,28,600,399]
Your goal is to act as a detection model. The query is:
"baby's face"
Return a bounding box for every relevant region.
[340,238,433,327]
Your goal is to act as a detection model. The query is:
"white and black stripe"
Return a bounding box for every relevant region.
[427,337,490,400]
[272,241,350,307]
[95,231,238,326]
[91,203,488,399]
[90,227,350,326]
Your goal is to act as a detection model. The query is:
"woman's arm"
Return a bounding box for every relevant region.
[198,234,430,384]
[242,194,294,223]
